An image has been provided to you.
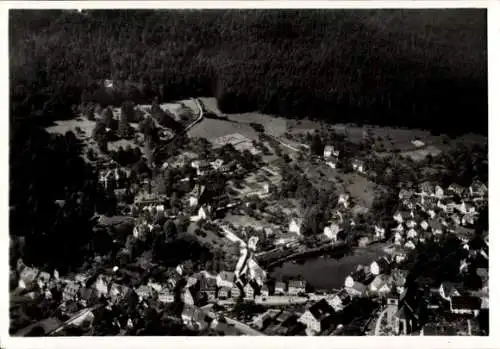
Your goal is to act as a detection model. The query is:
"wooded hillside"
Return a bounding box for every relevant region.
[10,9,487,135]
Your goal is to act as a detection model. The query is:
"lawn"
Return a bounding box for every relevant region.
[188,118,259,141]
[46,118,97,139]
[199,97,288,137]
[302,161,378,210]
[187,221,238,252]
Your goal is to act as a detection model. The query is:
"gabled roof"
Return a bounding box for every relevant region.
[307,299,335,321]
[369,274,391,291]
[288,280,306,289]
[199,277,217,291]
[275,281,286,289]
[218,271,235,283]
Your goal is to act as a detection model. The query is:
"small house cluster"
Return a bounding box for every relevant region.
[391,181,487,251]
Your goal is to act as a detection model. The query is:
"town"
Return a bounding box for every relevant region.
[10,92,489,337]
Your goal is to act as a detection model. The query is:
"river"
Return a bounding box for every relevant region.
[270,244,388,291]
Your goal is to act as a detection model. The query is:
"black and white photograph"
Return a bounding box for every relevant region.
[5,1,493,344]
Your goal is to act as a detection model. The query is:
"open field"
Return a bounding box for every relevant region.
[224,214,279,232]
[302,162,378,210]
[188,119,259,142]
[186,222,239,253]
[46,118,96,139]
[199,97,288,137]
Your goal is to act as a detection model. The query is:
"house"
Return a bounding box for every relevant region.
[394,301,419,335]
[418,181,434,196]
[419,220,429,231]
[18,267,40,290]
[243,283,255,299]
[469,181,488,197]
[390,247,408,264]
[406,219,417,229]
[393,223,404,233]
[323,223,341,241]
[427,209,437,219]
[368,274,392,296]
[447,184,466,196]
[189,184,205,207]
[275,281,286,295]
[374,225,386,240]
[393,211,411,224]
[109,283,130,304]
[275,233,299,247]
[62,281,82,302]
[370,257,391,276]
[476,268,488,289]
[260,285,270,297]
[391,269,409,294]
[199,277,218,301]
[326,161,337,169]
[328,289,351,311]
[399,189,413,200]
[210,158,224,171]
[404,239,416,250]
[288,280,306,295]
[298,299,336,335]
[345,281,367,297]
[252,309,280,330]
[407,228,418,239]
[435,185,445,199]
[79,286,98,307]
[450,213,461,227]
[429,219,442,236]
[352,159,365,174]
[455,227,475,244]
[182,305,210,330]
[217,287,230,299]
[436,200,447,211]
[190,205,212,222]
[230,286,241,300]
[191,160,211,176]
[338,194,350,208]
[358,236,371,247]
[36,271,51,290]
[94,274,112,298]
[450,296,481,317]
[394,231,403,245]
[462,213,476,226]
[439,281,462,301]
[323,145,334,158]
[158,288,175,303]
[216,271,235,289]
[402,199,414,210]
[133,222,148,240]
[135,285,156,302]
[289,218,302,236]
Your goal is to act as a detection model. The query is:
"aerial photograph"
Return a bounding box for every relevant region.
[9,8,488,337]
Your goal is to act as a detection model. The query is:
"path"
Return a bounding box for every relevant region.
[374,306,388,336]
[49,303,104,335]
[205,310,264,336]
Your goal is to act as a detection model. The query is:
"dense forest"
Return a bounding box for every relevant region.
[10,9,487,134]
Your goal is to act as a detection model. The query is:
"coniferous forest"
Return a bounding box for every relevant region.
[11,9,487,134]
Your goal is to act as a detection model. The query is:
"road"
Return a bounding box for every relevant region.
[374,306,388,336]
[154,97,204,157]
[223,316,265,336]
[205,310,265,336]
[49,303,104,335]
[269,135,300,152]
